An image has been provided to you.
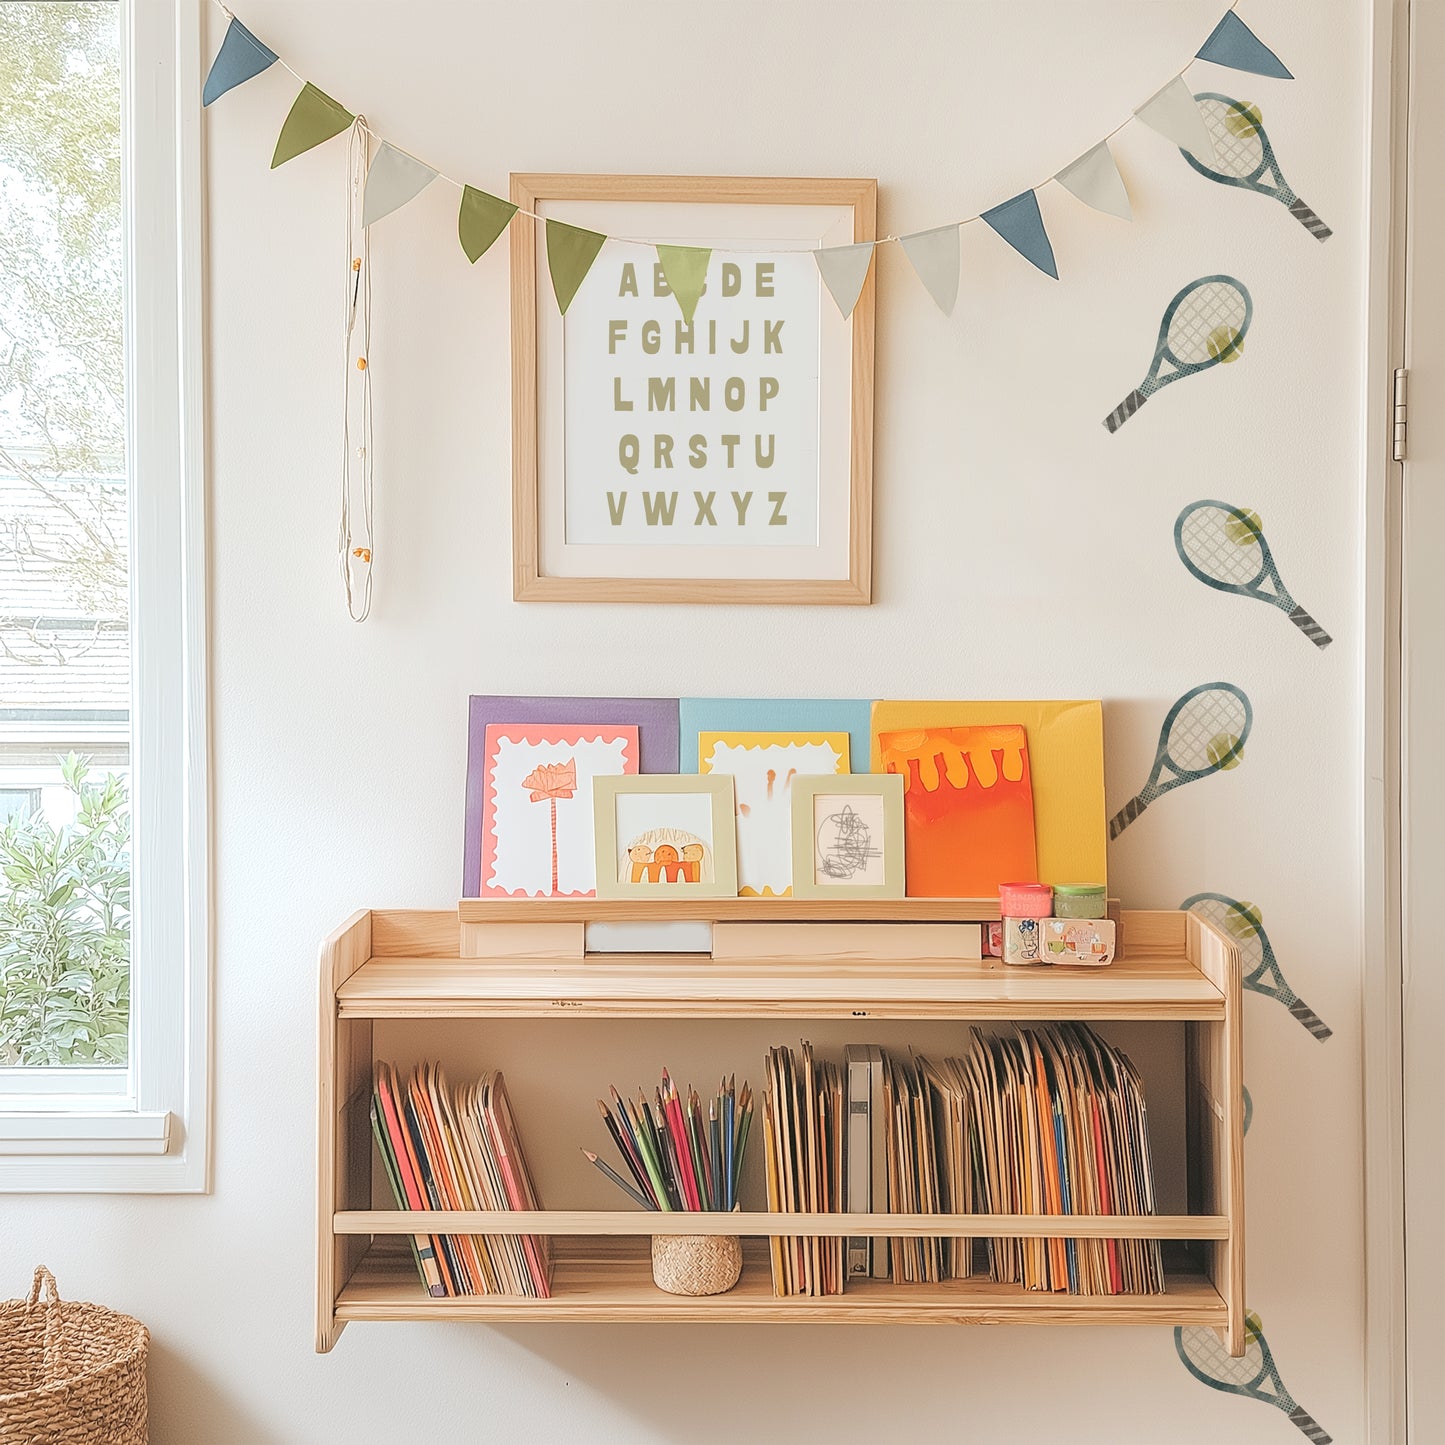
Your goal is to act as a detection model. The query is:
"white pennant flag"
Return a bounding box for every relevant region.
[1055,141,1132,221]
[362,142,438,228]
[900,225,961,315]
[1135,76,1217,162]
[813,241,875,320]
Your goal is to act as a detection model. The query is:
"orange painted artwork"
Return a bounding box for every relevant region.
[877,724,1038,896]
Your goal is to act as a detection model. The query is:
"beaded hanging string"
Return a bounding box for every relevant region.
[339,115,374,622]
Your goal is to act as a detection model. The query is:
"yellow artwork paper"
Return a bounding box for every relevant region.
[870,701,1106,887]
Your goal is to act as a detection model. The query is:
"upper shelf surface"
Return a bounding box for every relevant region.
[338,951,1222,1019]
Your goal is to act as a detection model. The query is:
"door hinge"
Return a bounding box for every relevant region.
[1394,367,1409,462]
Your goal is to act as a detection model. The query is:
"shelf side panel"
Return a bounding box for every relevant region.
[317,910,372,1354]
[1187,914,1247,1356]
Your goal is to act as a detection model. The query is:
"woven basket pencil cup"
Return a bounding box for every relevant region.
[650,1231,743,1296]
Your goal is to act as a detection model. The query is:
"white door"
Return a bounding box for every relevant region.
[1402,0,1445,1436]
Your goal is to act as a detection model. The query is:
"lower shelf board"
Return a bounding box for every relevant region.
[334,1238,1228,1327]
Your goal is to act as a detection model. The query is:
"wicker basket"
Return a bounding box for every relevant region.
[650,1233,743,1296]
[0,1267,149,1445]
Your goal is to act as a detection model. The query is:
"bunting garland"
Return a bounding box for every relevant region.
[812,242,876,321]
[546,220,608,316]
[1055,142,1133,221]
[362,142,437,229]
[981,192,1058,280]
[271,82,353,170]
[899,226,961,316]
[201,15,275,106]
[458,186,517,264]
[204,0,1309,320]
[655,246,712,326]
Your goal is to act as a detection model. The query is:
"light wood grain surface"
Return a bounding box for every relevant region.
[335,1209,1230,1240]
[336,1238,1229,1327]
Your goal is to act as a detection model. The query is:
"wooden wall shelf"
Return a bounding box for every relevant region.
[317,902,1244,1353]
[338,1238,1230,1329]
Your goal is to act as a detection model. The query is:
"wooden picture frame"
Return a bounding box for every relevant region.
[593,774,739,899]
[511,174,876,605]
[790,773,905,900]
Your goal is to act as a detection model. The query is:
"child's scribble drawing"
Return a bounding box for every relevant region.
[816,803,880,881]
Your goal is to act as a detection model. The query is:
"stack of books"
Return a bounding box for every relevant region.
[370,1061,551,1298]
[966,1023,1163,1295]
[762,1041,845,1297]
[844,1026,1163,1296]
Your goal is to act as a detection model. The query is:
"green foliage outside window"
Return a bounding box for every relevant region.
[0,756,129,1067]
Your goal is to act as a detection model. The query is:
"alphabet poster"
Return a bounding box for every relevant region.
[562,248,822,547]
[528,192,862,593]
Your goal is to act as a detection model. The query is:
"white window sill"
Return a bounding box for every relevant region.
[0,1110,172,1156]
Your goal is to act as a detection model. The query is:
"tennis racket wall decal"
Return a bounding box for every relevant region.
[1103,275,1253,432]
[1176,1312,1332,1442]
[1175,499,1333,648]
[1182,892,1334,1041]
[1185,93,1333,241]
[1108,683,1252,838]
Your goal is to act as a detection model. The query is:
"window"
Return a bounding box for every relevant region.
[0,790,41,824]
[0,0,208,1190]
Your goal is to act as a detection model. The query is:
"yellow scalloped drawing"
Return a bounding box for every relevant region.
[699,731,849,897]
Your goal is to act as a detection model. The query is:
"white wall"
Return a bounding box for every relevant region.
[1,2,1370,1441]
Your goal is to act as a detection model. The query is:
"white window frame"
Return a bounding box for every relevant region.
[0,0,210,1191]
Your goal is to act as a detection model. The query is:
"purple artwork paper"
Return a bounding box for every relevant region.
[463,695,680,896]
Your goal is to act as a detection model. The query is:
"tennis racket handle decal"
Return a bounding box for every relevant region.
[1287,198,1333,242]
[1288,996,1334,1041]
[1104,389,1147,433]
[1108,794,1149,839]
[1288,1405,1333,1443]
[1287,604,1333,648]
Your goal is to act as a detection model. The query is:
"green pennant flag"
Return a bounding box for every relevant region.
[271,83,354,169]
[656,245,711,324]
[545,219,607,315]
[458,185,517,264]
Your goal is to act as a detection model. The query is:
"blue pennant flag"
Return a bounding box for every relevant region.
[203,16,278,106]
[1196,12,1292,80]
[981,190,1058,279]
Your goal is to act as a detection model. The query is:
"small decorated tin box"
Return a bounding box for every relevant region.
[1041,917,1117,966]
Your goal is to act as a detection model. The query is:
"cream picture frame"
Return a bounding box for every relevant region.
[593,774,740,899]
[789,773,905,900]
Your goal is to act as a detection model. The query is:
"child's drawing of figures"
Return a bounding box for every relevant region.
[622,828,711,884]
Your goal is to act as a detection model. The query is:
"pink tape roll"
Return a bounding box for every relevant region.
[998,881,1053,918]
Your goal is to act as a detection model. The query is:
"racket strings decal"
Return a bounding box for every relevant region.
[1182,892,1334,1041]
[1166,281,1248,367]
[1185,93,1334,242]
[1108,682,1252,838]
[1166,686,1250,774]
[1104,275,1253,432]
[1175,500,1334,648]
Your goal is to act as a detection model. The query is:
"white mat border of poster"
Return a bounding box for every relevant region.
[511,174,875,605]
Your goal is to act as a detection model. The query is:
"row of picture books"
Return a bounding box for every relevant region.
[370,1062,552,1298]
[370,1022,1161,1301]
[812,1025,1164,1299]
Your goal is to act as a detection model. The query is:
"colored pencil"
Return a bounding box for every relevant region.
[588,1069,753,1212]
[710,1103,723,1213]
[597,1098,653,1203]
[582,1148,654,1210]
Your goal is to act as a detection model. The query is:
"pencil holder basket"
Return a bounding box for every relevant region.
[650,1232,743,1296]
